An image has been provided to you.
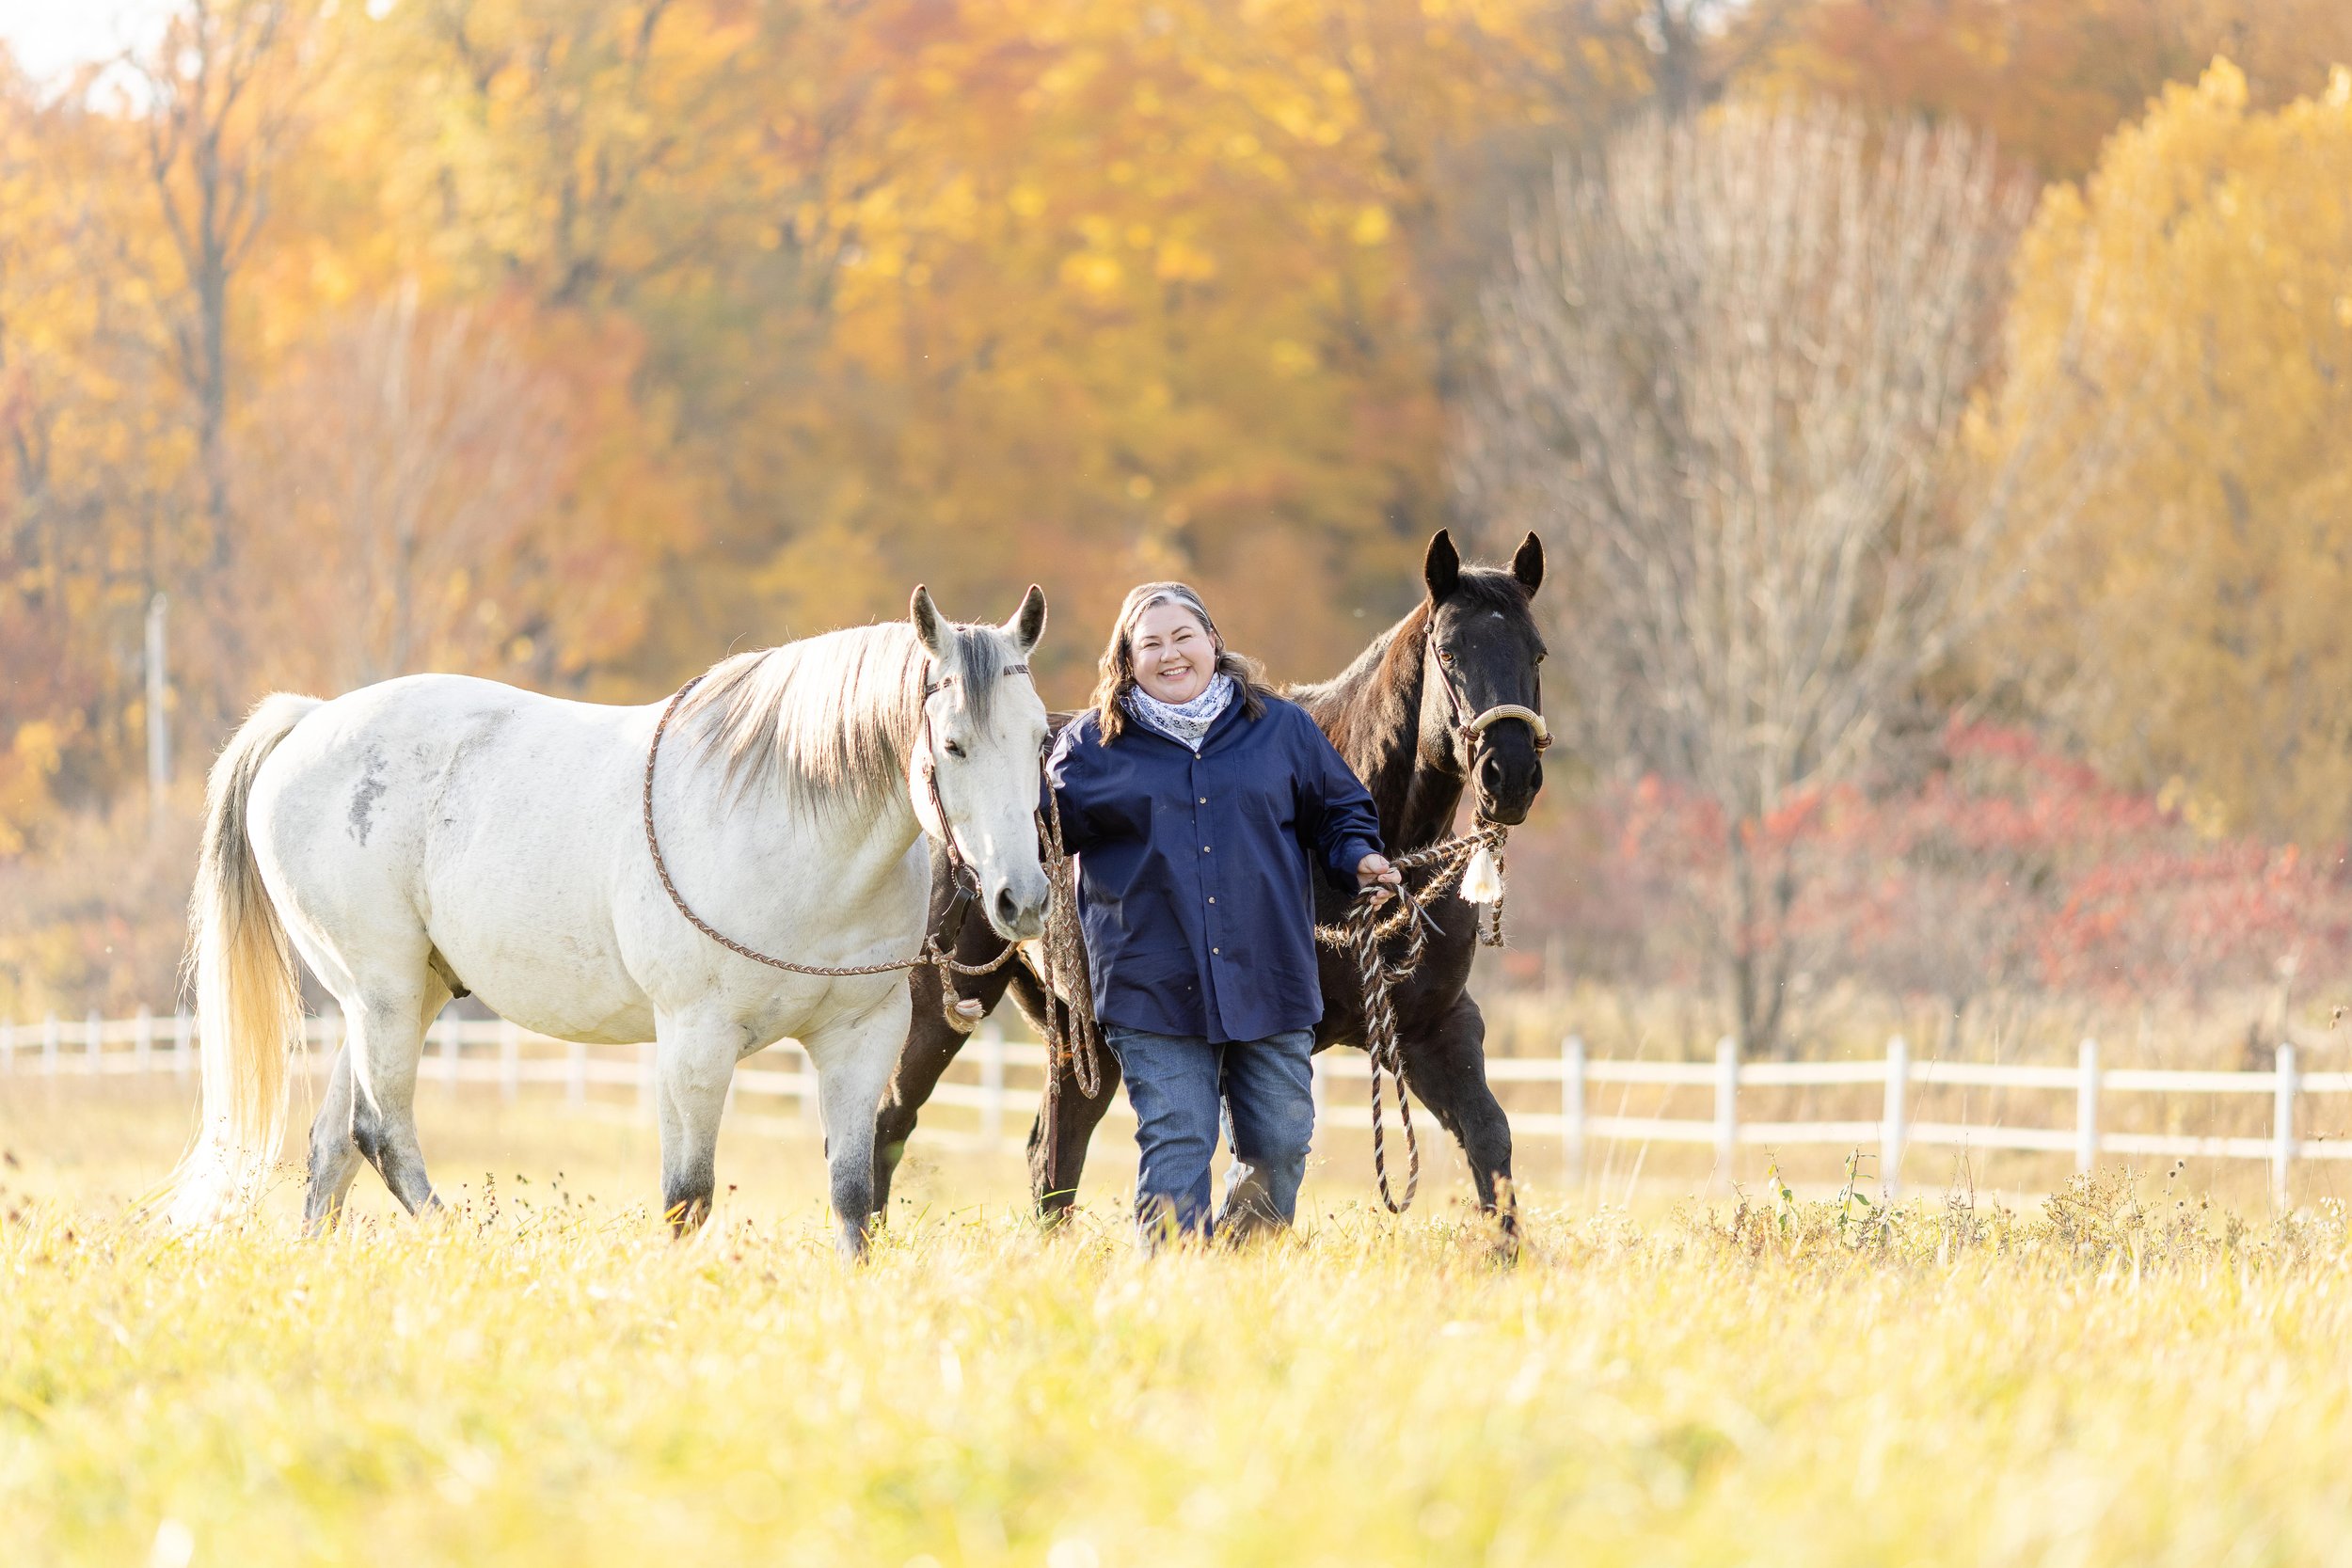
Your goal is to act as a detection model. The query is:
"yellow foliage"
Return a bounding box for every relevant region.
[0,721,65,856]
[1758,0,2352,179]
[1990,58,2352,839]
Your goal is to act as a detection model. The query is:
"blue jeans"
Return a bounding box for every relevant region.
[1104,1024,1316,1246]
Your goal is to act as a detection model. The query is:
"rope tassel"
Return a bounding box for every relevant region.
[1460,842,1502,905]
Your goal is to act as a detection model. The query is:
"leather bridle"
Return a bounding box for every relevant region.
[919,661,1030,945]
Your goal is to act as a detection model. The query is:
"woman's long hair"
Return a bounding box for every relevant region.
[1090,581,1270,745]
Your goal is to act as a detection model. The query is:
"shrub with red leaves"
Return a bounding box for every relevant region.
[1508,722,2352,1010]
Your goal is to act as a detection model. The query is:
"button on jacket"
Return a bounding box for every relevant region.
[1046,694,1386,1043]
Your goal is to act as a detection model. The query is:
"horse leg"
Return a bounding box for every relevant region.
[871,948,1019,1222]
[303,1040,365,1233]
[1399,994,1520,1252]
[653,1013,741,1235]
[342,972,452,1218]
[1013,968,1123,1220]
[871,987,964,1222]
[806,988,913,1260]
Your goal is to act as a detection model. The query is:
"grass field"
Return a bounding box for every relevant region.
[7,1082,2352,1566]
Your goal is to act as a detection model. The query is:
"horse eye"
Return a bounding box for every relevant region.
[944,740,966,759]
[1438,649,1456,663]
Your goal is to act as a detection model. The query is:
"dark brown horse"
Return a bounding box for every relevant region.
[870,529,1548,1234]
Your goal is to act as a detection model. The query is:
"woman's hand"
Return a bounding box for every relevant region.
[1357,852,1403,906]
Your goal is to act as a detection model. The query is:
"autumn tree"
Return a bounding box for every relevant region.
[130,0,316,571]
[0,63,204,833]
[1990,61,2352,843]
[1461,101,2109,1055]
[1757,0,2352,178]
[232,284,575,690]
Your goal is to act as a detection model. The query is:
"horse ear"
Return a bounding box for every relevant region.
[1513,532,1545,596]
[1423,529,1461,603]
[1006,584,1047,655]
[909,584,950,658]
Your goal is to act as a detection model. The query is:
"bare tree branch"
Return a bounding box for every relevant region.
[1460,99,2117,1053]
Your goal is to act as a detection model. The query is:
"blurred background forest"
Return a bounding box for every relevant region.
[7,0,2352,1065]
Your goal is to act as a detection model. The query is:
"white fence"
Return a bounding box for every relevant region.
[5,1011,2343,1202]
[1541,1035,2344,1205]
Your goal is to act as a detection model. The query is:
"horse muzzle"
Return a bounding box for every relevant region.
[984,870,1049,942]
[1472,721,1545,826]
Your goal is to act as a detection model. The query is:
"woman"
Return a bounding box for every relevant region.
[1047,582,1399,1244]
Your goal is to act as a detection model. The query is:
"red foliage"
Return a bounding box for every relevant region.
[1511,722,2352,1003]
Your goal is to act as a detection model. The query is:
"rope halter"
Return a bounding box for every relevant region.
[1460,702,1551,751]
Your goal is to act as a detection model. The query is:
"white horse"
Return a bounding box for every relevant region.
[167,587,1051,1255]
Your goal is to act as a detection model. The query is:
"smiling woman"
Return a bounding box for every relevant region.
[1048,582,1399,1248]
[1089,583,1260,743]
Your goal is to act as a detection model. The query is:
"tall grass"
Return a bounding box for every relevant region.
[6,1167,2350,1566]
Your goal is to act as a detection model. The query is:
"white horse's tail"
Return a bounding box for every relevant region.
[163,692,323,1228]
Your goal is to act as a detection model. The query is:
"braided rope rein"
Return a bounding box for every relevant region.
[1313,822,1510,1214]
[1030,790,1106,1196]
[642,676,1034,1025]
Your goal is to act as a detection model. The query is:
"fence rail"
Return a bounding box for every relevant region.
[4,1012,2341,1202]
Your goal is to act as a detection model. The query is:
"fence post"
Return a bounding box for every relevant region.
[135,1006,153,1075]
[1564,1035,1587,1179]
[42,1013,58,1076]
[438,1010,460,1091]
[2274,1041,2299,1212]
[86,1009,103,1073]
[2075,1037,2100,1175]
[500,1019,521,1103]
[175,1008,192,1079]
[1309,1047,1328,1123]
[1883,1034,1910,1197]
[1713,1036,1739,1192]
[638,1039,658,1113]
[567,1040,587,1106]
[978,1022,1006,1143]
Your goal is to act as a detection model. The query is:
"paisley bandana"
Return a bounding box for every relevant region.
[1125,673,1235,753]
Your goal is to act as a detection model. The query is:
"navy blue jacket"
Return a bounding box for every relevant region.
[1046,693,1386,1043]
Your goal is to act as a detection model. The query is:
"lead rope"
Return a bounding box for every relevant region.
[1314,822,1510,1213]
[1032,790,1104,1196]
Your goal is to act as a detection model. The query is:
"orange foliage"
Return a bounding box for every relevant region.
[1760,0,2352,177]
[12,0,2352,1011]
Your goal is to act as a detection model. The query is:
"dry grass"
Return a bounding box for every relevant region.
[6,1083,2352,1566]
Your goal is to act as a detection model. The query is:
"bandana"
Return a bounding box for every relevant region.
[1125,673,1235,753]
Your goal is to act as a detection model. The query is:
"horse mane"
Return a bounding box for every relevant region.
[1288,603,1429,784]
[1287,567,1537,823]
[675,620,1012,812]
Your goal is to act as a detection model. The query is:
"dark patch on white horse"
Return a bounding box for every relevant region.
[347,746,389,846]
